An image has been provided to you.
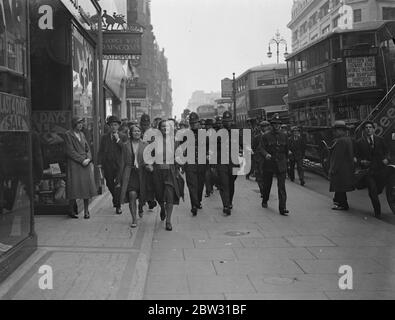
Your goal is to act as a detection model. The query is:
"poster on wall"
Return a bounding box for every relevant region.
[72,25,95,119]
[0,92,29,132]
[0,0,27,74]
[346,56,377,88]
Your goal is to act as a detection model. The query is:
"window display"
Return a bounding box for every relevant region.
[0,0,32,257]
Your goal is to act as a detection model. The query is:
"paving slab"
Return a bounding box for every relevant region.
[285,236,336,247]
[213,260,304,275]
[148,260,216,276]
[187,275,256,294]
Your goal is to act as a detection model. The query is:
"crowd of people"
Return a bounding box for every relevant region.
[63,112,391,231]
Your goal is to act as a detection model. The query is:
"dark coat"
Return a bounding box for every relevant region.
[355,135,388,174]
[257,131,289,173]
[118,140,149,204]
[97,132,123,173]
[329,136,355,193]
[64,130,97,199]
[288,136,306,161]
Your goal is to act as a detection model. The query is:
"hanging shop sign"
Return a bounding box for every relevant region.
[103,31,142,59]
[126,86,147,99]
[0,93,29,132]
[346,56,377,89]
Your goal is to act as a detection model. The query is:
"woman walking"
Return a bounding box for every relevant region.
[118,125,150,228]
[64,117,97,219]
[153,120,183,231]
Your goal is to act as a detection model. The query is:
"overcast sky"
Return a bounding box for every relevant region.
[151,0,294,118]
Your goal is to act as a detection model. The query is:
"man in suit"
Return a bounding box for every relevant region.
[185,112,207,216]
[253,120,271,198]
[288,126,306,186]
[258,118,289,216]
[329,121,355,211]
[98,116,123,215]
[355,121,389,218]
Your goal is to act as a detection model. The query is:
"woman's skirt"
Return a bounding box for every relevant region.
[125,168,141,201]
[154,167,179,205]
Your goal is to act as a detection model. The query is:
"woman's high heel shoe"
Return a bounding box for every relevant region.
[165,222,172,231]
[84,212,90,219]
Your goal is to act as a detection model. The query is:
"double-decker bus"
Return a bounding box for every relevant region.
[286,20,395,213]
[197,104,217,119]
[234,64,290,128]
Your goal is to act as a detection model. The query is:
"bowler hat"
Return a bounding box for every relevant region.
[72,116,84,128]
[332,121,347,129]
[260,120,270,127]
[107,115,121,125]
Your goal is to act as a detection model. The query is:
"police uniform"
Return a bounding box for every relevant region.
[258,118,289,215]
[204,119,215,197]
[217,111,239,216]
[254,121,271,197]
[185,112,207,216]
[288,126,306,186]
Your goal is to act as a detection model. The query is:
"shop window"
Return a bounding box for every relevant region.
[383,7,395,20]
[0,0,32,256]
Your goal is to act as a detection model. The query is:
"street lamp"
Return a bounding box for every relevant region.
[267,30,288,64]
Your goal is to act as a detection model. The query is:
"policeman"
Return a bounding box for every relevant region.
[246,117,258,180]
[139,114,157,212]
[217,111,239,216]
[254,120,271,198]
[289,126,306,186]
[185,112,207,216]
[258,117,290,216]
[214,116,223,131]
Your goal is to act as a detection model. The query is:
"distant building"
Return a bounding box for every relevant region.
[187,91,222,112]
[288,0,395,52]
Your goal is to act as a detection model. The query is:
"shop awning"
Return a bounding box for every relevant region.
[103,60,128,100]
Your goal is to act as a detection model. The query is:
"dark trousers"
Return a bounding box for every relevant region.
[289,158,304,182]
[104,166,121,209]
[333,192,349,209]
[217,165,237,208]
[185,165,206,208]
[366,174,382,215]
[262,171,287,212]
[255,160,265,196]
[205,167,213,195]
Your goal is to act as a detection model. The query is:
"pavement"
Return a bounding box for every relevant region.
[1,172,395,300]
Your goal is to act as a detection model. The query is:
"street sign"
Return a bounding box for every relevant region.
[221,78,233,98]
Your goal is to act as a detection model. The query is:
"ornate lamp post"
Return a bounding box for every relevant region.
[267,30,289,64]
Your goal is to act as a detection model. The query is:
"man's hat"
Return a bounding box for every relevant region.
[260,120,271,127]
[189,112,200,124]
[291,126,300,132]
[270,117,282,125]
[222,111,233,122]
[72,116,84,128]
[332,121,347,130]
[107,115,121,125]
[215,115,222,123]
[140,114,150,125]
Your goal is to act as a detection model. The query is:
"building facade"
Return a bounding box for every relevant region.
[288,0,395,52]
[129,0,173,120]
[187,91,222,113]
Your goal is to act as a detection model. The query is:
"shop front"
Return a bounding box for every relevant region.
[29,0,103,215]
[0,0,36,282]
